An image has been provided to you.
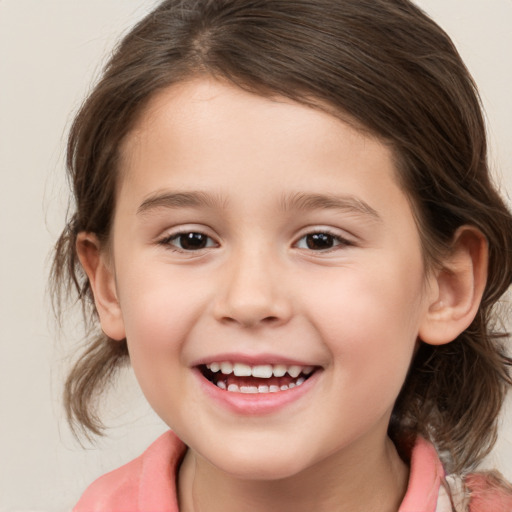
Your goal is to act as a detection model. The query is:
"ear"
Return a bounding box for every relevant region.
[419,226,488,346]
[76,232,126,341]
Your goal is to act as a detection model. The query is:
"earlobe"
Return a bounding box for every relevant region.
[419,226,488,346]
[76,232,126,341]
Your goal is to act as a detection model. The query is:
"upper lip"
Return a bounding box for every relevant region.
[191,352,320,368]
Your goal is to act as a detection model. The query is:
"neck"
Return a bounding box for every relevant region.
[178,435,409,512]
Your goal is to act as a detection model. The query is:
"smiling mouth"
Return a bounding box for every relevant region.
[198,362,318,393]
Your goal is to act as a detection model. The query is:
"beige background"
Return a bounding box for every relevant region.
[0,1,511,510]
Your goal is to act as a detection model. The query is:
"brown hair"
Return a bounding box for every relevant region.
[52,0,512,473]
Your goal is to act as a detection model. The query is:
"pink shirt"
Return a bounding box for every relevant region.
[73,431,511,512]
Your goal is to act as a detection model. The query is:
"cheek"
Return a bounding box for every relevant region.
[114,266,207,384]
[301,263,426,399]
[117,258,200,335]
[115,277,203,423]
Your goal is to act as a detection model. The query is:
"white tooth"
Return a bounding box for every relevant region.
[258,385,269,393]
[288,382,296,389]
[210,362,220,372]
[233,363,252,377]
[217,380,226,390]
[280,384,289,391]
[252,365,273,378]
[272,364,287,377]
[221,362,233,375]
[288,365,302,378]
[240,386,258,394]
[269,385,280,392]
[303,366,314,375]
[296,377,305,386]
[227,383,239,392]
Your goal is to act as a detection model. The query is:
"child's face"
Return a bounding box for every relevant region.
[105,79,437,479]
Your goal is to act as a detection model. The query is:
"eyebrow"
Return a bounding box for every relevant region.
[137,189,381,222]
[279,192,381,221]
[137,191,226,215]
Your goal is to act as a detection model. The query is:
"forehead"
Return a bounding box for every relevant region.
[117,78,412,225]
[121,79,369,162]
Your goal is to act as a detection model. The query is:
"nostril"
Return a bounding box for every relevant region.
[212,288,292,327]
[217,312,283,328]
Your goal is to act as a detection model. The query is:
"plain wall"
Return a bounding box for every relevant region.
[0,1,511,510]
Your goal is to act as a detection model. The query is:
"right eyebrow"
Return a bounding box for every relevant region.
[137,191,227,215]
[279,191,382,222]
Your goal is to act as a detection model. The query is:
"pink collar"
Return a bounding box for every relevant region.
[398,437,446,512]
[75,432,446,511]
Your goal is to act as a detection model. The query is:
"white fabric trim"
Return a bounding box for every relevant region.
[435,475,471,512]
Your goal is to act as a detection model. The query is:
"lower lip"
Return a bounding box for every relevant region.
[194,369,320,415]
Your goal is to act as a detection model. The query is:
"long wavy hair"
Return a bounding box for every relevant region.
[51,0,512,474]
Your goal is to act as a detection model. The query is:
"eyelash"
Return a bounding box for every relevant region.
[294,230,353,252]
[158,231,217,252]
[157,229,353,253]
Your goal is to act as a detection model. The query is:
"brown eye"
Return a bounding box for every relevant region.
[305,233,335,250]
[164,232,216,251]
[295,232,351,251]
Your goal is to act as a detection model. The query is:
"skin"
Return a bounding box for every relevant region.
[79,78,488,512]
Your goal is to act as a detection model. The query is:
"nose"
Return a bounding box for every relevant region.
[212,247,293,328]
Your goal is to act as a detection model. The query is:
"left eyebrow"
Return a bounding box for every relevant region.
[279,192,381,222]
[137,190,227,215]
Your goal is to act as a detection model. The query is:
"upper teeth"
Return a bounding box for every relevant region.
[205,362,314,378]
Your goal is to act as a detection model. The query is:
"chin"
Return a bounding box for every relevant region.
[205,444,312,481]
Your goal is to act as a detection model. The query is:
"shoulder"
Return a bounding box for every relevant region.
[73,430,186,512]
[397,437,512,512]
[463,472,512,512]
[444,467,512,512]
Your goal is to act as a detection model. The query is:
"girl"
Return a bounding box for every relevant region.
[52,0,512,510]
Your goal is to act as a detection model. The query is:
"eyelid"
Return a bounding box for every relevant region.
[156,226,219,252]
[293,227,356,251]
[154,224,356,253]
